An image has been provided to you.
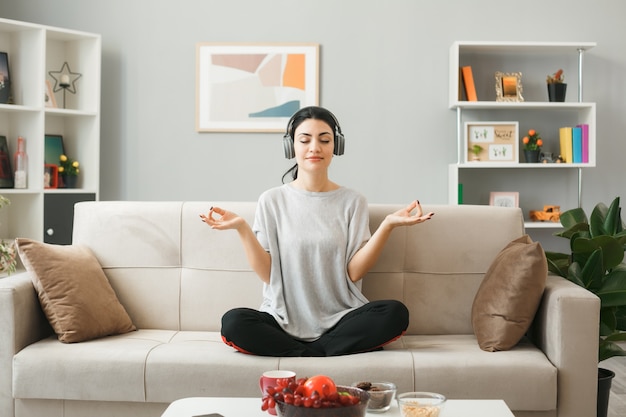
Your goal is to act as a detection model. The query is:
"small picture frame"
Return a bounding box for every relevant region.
[495,71,524,102]
[490,192,519,208]
[44,164,58,189]
[0,52,10,104]
[45,80,57,108]
[464,121,519,163]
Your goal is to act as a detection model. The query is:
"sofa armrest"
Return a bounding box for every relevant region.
[528,274,600,417]
[0,272,52,417]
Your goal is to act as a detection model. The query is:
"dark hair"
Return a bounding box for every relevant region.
[281,106,340,183]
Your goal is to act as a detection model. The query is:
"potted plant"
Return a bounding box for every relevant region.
[545,196,626,417]
[522,129,543,163]
[58,154,80,188]
[469,144,483,161]
[0,194,17,276]
[547,68,567,102]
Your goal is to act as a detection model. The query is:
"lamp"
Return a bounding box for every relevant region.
[48,62,82,109]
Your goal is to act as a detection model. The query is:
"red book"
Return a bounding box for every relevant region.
[461,66,478,101]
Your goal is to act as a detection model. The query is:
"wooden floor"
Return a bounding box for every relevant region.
[601,353,626,417]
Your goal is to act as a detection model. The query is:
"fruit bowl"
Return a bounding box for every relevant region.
[275,385,370,417]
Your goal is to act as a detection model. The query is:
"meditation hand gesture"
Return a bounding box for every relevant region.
[200,206,245,230]
[385,200,434,228]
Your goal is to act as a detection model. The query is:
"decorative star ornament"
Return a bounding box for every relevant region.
[48,62,82,94]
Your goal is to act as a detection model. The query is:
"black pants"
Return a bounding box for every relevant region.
[220,300,409,357]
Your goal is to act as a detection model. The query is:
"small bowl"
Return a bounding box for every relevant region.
[351,382,396,413]
[275,385,370,417]
[396,392,446,417]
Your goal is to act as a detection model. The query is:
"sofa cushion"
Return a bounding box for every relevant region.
[15,238,136,343]
[471,235,547,352]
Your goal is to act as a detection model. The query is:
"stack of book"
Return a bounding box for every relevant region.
[559,124,589,163]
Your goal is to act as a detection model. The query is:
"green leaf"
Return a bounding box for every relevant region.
[616,306,626,331]
[590,202,610,237]
[559,207,588,229]
[599,339,626,362]
[600,307,617,336]
[603,197,622,236]
[572,235,623,270]
[597,265,626,308]
[567,262,587,288]
[604,332,626,342]
[545,252,569,277]
[579,249,605,290]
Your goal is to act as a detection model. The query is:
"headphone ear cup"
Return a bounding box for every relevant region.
[334,130,345,156]
[283,134,295,159]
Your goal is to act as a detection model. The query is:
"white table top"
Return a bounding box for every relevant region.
[161,397,515,417]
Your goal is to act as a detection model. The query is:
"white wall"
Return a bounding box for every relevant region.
[1,1,625,216]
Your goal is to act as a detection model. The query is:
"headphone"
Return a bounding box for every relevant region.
[282,107,345,159]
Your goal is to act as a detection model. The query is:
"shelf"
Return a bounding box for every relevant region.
[0,17,100,243]
[452,41,596,54]
[456,162,593,169]
[448,40,596,229]
[0,103,40,113]
[450,101,595,110]
[524,221,562,229]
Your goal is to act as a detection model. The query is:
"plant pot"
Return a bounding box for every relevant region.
[547,83,567,102]
[61,175,78,189]
[597,367,615,417]
[524,150,541,163]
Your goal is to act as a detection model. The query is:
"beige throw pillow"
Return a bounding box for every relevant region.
[16,238,136,343]
[471,235,547,352]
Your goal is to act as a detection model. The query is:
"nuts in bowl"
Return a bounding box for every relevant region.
[396,392,446,417]
[352,381,396,412]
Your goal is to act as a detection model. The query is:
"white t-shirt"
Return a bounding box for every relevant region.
[254,184,371,341]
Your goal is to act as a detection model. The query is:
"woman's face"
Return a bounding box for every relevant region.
[293,118,335,174]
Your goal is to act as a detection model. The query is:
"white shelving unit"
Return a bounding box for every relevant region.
[448,41,596,229]
[0,18,100,242]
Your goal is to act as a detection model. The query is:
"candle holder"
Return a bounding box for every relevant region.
[48,62,82,109]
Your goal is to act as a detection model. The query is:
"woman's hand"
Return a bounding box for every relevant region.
[385,200,434,228]
[200,206,245,230]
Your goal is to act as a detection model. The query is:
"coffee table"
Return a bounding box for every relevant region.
[161,397,515,417]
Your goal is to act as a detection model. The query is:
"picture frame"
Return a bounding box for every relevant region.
[495,71,524,102]
[45,80,57,108]
[489,192,519,208]
[0,135,13,188]
[44,164,58,189]
[0,52,10,104]
[464,121,519,163]
[196,43,319,132]
[44,134,65,165]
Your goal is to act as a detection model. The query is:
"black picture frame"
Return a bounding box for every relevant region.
[0,52,10,104]
[0,135,13,188]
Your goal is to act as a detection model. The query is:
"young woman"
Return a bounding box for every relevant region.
[200,106,434,356]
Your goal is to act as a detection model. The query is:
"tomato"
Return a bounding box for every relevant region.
[302,375,337,398]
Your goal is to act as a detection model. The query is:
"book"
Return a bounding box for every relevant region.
[0,135,13,188]
[458,68,467,101]
[572,126,583,163]
[578,123,589,163]
[461,66,477,101]
[559,127,573,163]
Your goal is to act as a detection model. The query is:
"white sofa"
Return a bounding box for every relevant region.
[0,201,599,417]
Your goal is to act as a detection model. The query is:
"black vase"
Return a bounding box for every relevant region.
[60,175,78,188]
[547,83,567,102]
[597,368,615,417]
[524,150,540,163]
